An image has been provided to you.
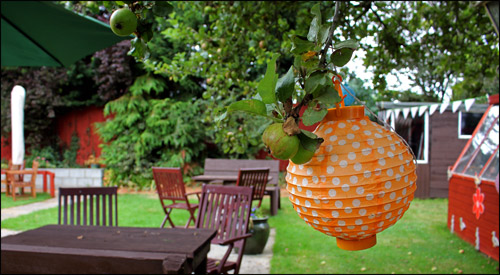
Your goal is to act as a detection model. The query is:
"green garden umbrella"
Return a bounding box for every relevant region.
[1,1,129,67]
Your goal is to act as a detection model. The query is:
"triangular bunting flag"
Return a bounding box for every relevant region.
[452,100,462,113]
[440,101,450,114]
[411,107,419,118]
[464,98,475,111]
[402,108,410,119]
[394,109,400,119]
[429,104,439,116]
[418,105,428,116]
[385,110,393,123]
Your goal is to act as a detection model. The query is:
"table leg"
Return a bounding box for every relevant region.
[194,256,207,274]
[270,188,278,216]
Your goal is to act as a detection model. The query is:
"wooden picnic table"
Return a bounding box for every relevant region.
[191,174,273,185]
[1,224,217,274]
[192,158,282,216]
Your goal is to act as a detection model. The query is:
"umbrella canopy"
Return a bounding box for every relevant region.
[11,85,25,165]
[1,1,130,67]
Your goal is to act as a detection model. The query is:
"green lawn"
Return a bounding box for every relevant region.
[2,193,498,274]
[1,192,53,209]
[269,198,499,274]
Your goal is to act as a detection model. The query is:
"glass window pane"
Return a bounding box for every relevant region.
[459,111,483,138]
[395,115,425,161]
[454,106,499,173]
[481,148,499,181]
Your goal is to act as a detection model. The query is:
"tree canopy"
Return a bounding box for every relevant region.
[1,1,498,188]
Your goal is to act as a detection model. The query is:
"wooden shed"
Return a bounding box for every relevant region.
[377,99,489,198]
[447,94,499,261]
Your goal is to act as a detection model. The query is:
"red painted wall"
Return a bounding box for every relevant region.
[448,174,499,261]
[1,106,109,166]
[1,136,12,161]
[56,106,109,166]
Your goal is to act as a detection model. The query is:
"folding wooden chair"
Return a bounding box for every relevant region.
[58,186,118,226]
[196,184,254,274]
[236,167,270,208]
[152,167,200,228]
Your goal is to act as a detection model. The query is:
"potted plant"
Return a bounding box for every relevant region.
[243,207,271,255]
[84,154,101,168]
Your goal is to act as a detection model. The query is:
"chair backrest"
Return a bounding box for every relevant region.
[58,186,118,226]
[196,185,253,272]
[236,168,270,203]
[7,159,26,181]
[152,167,187,202]
[29,160,39,184]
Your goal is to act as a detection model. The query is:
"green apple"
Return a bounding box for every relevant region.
[291,142,315,164]
[262,123,299,160]
[110,8,137,37]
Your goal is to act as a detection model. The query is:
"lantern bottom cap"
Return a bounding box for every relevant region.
[336,235,377,251]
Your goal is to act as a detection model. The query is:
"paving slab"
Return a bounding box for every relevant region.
[208,228,275,274]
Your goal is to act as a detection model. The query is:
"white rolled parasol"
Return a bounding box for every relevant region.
[11,85,25,165]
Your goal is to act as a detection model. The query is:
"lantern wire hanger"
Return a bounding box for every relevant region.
[331,74,418,165]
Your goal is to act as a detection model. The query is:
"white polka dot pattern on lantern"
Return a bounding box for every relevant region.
[332,177,340,185]
[327,166,335,174]
[286,110,417,247]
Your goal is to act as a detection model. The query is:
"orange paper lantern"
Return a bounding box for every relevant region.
[286,104,417,251]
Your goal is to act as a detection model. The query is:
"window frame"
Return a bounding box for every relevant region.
[457,111,483,140]
[388,110,429,165]
[452,105,500,182]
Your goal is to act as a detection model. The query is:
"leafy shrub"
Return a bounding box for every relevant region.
[96,92,207,189]
[60,133,81,168]
[24,146,60,168]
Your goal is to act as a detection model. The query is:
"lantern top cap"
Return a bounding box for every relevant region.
[325,106,365,121]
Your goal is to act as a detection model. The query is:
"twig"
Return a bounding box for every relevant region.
[318,1,341,68]
[290,1,340,119]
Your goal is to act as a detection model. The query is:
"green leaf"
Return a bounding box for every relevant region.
[297,132,322,152]
[129,37,150,60]
[318,24,331,45]
[331,48,354,67]
[307,4,321,42]
[333,39,360,50]
[152,2,173,17]
[300,129,319,140]
[291,35,315,55]
[304,71,328,95]
[302,106,328,126]
[275,66,295,102]
[130,74,166,95]
[314,85,342,105]
[228,99,267,116]
[257,53,279,104]
[214,111,227,123]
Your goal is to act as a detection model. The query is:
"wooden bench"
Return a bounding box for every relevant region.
[198,158,281,216]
